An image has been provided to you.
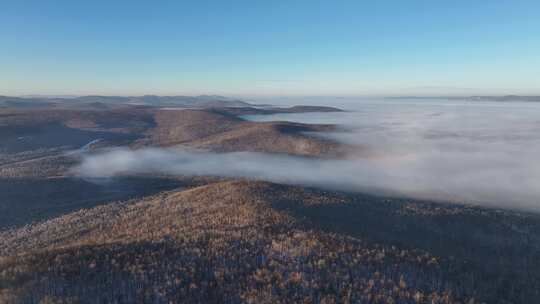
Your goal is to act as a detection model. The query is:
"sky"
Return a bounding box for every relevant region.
[1,0,539,97]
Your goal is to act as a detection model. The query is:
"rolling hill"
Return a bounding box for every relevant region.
[143,109,347,156]
[2,180,539,303]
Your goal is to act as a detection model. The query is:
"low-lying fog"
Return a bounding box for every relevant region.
[74,98,540,212]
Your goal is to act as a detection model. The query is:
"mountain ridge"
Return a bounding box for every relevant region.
[0,95,253,109]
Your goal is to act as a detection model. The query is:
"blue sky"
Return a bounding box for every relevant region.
[1,0,539,96]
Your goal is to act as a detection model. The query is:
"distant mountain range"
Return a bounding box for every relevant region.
[389,95,540,102]
[0,95,252,109]
[465,95,540,102]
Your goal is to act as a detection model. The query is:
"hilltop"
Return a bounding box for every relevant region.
[142,109,346,156]
[2,180,539,303]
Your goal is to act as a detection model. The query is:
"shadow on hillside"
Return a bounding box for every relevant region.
[0,176,185,231]
[0,122,139,154]
[271,192,540,303]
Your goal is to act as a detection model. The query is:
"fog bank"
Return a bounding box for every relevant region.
[74,98,540,212]
[74,146,540,211]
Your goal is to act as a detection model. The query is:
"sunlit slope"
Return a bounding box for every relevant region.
[2,180,539,303]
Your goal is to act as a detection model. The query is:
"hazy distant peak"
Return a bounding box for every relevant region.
[0,95,253,109]
[389,95,540,102]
